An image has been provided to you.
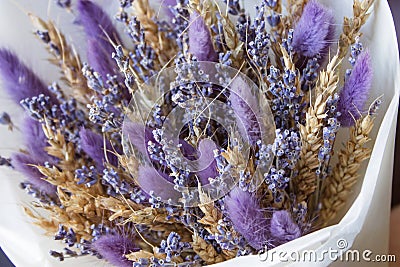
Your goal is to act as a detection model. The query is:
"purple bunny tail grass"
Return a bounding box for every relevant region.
[91,233,139,267]
[137,165,179,201]
[77,0,120,42]
[225,188,269,250]
[338,50,373,127]
[79,128,118,167]
[270,210,301,245]
[158,0,177,19]
[188,11,218,62]
[23,118,49,160]
[77,0,120,76]
[292,0,335,59]
[87,38,118,78]
[12,153,57,196]
[179,139,198,161]
[123,122,156,155]
[229,76,261,145]
[0,48,56,104]
[196,139,217,185]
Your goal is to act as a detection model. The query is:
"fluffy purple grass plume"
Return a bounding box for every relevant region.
[91,233,138,267]
[12,153,56,196]
[137,165,179,201]
[87,38,118,78]
[79,127,118,167]
[158,0,177,19]
[188,11,218,62]
[23,118,49,160]
[270,210,301,244]
[338,50,373,127]
[77,0,121,77]
[225,188,269,250]
[229,76,261,145]
[292,0,335,58]
[11,118,56,196]
[123,122,156,155]
[0,48,56,104]
[196,139,217,185]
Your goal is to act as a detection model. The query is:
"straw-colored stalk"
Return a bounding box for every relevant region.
[320,114,374,223]
[294,55,341,202]
[29,14,92,105]
[286,0,309,25]
[132,0,176,64]
[338,0,375,60]
[192,233,226,264]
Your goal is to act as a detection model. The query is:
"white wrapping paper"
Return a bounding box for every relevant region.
[0,0,399,266]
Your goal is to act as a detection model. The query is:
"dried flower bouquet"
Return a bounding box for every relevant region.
[0,0,382,266]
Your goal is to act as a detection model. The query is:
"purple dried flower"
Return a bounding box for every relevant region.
[229,76,261,145]
[196,139,217,185]
[123,122,155,155]
[188,11,218,62]
[77,0,121,77]
[292,0,335,58]
[79,127,118,167]
[158,0,176,19]
[77,0,120,42]
[23,118,49,160]
[11,118,56,196]
[0,49,56,104]
[86,38,118,79]
[270,210,301,244]
[136,165,178,201]
[91,233,138,267]
[338,50,373,127]
[12,153,56,196]
[225,188,269,250]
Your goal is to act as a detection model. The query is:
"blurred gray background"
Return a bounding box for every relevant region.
[0,0,399,266]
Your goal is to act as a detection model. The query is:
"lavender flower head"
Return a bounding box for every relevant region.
[188,11,218,62]
[338,50,373,127]
[225,188,269,250]
[91,233,138,267]
[0,49,56,104]
[292,0,335,58]
[270,210,301,244]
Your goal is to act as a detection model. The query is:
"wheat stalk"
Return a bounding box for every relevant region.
[132,0,176,65]
[29,14,92,104]
[338,0,375,60]
[192,233,226,264]
[320,114,374,223]
[294,55,342,202]
[286,0,309,25]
